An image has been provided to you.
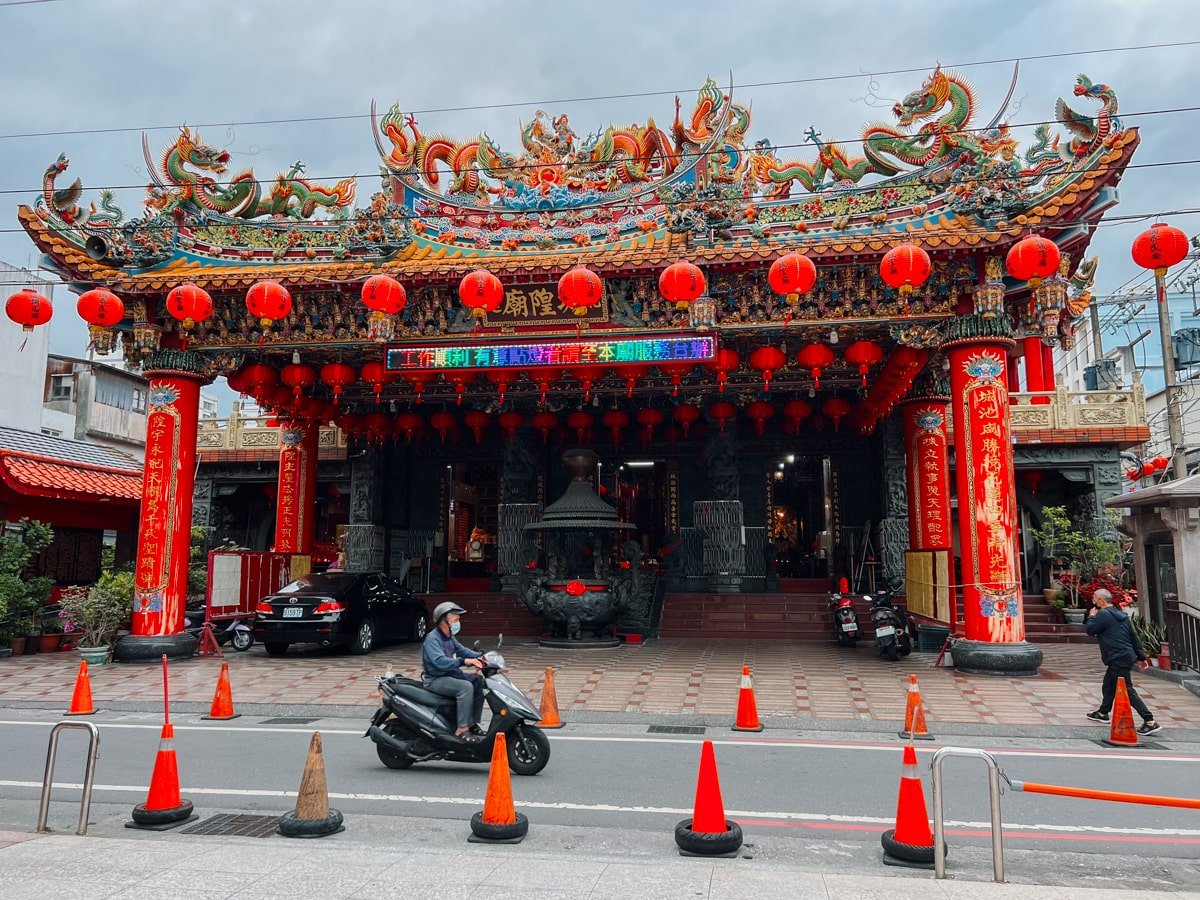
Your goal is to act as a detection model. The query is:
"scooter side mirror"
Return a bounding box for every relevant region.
[472,640,482,651]
[497,633,504,649]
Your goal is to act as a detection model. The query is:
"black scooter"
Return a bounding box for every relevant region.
[365,637,551,775]
[867,586,912,661]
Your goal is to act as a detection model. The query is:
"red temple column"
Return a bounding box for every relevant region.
[274,420,319,554]
[1022,336,1044,392]
[1041,343,1056,392]
[900,398,955,626]
[944,330,1042,676]
[115,357,209,662]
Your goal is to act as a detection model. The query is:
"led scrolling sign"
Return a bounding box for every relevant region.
[386,335,716,371]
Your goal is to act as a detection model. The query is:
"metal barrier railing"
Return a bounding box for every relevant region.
[36,721,101,836]
[1165,599,1200,673]
[930,746,1005,883]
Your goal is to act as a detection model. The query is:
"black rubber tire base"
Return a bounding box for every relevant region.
[129,799,195,827]
[125,814,198,832]
[897,731,935,741]
[469,810,529,843]
[880,828,942,865]
[674,818,743,856]
[882,851,935,870]
[278,808,345,838]
[202,713,241,721]
[731,724,764,733]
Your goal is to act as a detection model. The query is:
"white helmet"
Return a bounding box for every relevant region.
[432,601,467,623]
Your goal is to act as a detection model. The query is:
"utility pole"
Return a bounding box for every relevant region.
[1089,302,1104,366]
[1153,271,1188,480]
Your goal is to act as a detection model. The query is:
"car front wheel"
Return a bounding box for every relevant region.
[410,613,428,642]
[264,642,289,657]
[349,617,375,655]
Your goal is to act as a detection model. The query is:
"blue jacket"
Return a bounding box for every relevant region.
[1085,606,1145,666]
[421,628,483,681]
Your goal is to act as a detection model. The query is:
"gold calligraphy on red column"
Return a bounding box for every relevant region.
[135,388,181,616]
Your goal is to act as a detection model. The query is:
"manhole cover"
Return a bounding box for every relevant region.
[1090,739,1167,751]
[260,717,319,725]
[648,725,705,735]
[183,814,279,838]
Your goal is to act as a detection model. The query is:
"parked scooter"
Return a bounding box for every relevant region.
[184,613,254,652]
[867,586,911,661]
[365,636,551,775]
[830,591,861,647]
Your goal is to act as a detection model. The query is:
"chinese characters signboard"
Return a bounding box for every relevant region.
[482,283,609,329]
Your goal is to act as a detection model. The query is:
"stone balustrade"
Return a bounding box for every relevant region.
[197,410,347,452]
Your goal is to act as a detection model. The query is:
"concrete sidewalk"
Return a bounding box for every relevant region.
[2,640,1198,732]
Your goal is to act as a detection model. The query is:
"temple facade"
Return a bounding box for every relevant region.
[18,67,1147,672]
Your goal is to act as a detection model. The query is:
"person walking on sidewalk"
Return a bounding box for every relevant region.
[1085,589,1162,735]
[422,602,487,742]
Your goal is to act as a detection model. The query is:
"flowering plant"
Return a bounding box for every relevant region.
[58,571,134,648]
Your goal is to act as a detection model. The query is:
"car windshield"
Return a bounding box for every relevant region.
[276,573,359,594]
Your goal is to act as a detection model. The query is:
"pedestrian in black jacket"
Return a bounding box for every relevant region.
[1084,589,1161,735]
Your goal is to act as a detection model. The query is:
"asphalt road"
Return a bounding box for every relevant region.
[2,705,1199,872]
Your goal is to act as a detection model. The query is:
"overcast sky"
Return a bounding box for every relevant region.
[2,0,1198,410]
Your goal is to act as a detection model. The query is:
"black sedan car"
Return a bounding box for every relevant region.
[253,572,429,656]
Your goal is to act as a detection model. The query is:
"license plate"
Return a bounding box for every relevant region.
[282,607,302,618]
[875,625,895,637]
[841,623,857,632]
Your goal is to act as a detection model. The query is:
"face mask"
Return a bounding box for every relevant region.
[450,621,461,636]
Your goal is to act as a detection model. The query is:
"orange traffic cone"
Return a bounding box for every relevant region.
[674,740,742,856]
[731,665,763,732]
[203,661,240,720]
[537,667,563,729]
[1103,679,1139,747]
[880,744,938,868]
[898,674,933,741]
[65,660,96,716]
[127,723,195,830]
[469,731,528,842]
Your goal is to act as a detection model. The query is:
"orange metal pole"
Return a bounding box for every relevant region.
[1011,780,1200,810]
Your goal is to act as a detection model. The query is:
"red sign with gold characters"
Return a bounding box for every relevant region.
[948,344,1024,643]
[902,400,952,552]
[274,423,317,554]
[133,376,201,637]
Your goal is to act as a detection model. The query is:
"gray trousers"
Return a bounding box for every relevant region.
[425,675,484,729]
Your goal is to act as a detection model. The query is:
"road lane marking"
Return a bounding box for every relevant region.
[2,718,1197,763]
[2,780,1199,839]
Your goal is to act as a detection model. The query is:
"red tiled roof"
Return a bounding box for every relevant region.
[0,450,141,503]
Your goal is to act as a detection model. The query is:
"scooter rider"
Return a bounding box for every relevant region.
[422,602,487,742]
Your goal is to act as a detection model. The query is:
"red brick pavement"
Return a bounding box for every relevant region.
[1,641,1197,728]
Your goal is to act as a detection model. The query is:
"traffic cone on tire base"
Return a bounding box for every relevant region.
[898,673,933,740]
[65,660,96,716]
[278,732,345,837]
[1103,679,1139,747]
[203,660,239,720]
[674,740,743,857]
[537,667,563,729]
[469,731,529,843]
[880,744,939,869]
[126,723,196,830]
[732,665,763,732]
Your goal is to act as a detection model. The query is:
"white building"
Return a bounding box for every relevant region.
[0,263,55,432]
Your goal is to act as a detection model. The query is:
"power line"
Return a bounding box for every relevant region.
[3,36,1200,141]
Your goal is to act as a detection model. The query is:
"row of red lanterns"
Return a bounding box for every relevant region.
[1126,455,1171,480]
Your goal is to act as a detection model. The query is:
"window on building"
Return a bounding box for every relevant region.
[40,427,61,438]
[132,387,146,413]
[49,374,72,401]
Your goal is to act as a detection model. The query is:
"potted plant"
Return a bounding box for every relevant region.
[1047,592,1067,623]
[59,570,135,666]
[1028,506,1120,625]
[1130,615,1167,668]
[37,614,64,653]
[0,519,55,652]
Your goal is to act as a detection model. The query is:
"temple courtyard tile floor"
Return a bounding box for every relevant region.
[3,639,1199,733]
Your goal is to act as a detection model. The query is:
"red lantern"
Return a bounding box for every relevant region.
[226,367,253,395]
[499,410,526,438]
[77,288,125,354]
[617,364,649,399]
[636,407,664,443]
[602,409,629,448]
[402,371,428,403]
[319,362,356,399]
[707,400,737,432]
[821,397,852,431]
[487,370,519,405]
[672,403,701,437]
[745,400,775,437]
[1005,235,1060,287]
[531,411,558,444]
[658,260,706,310]
[748,346,786,391]
[844,340,884,387]
[360,361,394,402]
[261,385,292,411]
[1132,223,1189,277]
[246,280,292,328]
[430,411,456,444]
[557,266,603,317]
[6,289,53,332]
[165,283,213,332]
[783,399,812,435]
[796,343,835,388]
[280,363,316,398]
[1141,462,1157,478]
[707,348,740,393]
[361,274,407,315]
[658,362,694,398]
[336,413,364,438]
[463,410,491,445]
[394,411,422,444]
[445,371,475,406]
[1153,455,1170,471]
[880,243,932,311]
[365,411,392,443]
[767,252,817,303]
[458,269,504,319]
[569,367,599,402]
[534,368,563,404]
[567,411,594,443]
[242,363,277,394]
